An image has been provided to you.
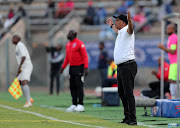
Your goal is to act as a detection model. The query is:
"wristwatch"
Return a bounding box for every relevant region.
[111,24,114,28]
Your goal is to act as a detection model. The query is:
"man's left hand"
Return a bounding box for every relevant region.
[127,10,131,21]
[17,68,22,76]
[83,68,88,76]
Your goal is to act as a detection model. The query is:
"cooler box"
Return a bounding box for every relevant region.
[151,99,169,117]
[162,100,180,118]
[151,99,180,118]
[102,87,120,106]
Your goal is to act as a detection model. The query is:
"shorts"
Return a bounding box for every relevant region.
[18,65,33,81]
[168,63,180,81]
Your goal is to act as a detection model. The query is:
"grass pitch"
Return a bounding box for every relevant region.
[0,91,179,128]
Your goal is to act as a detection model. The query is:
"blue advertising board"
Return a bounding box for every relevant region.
[85,38,169,70]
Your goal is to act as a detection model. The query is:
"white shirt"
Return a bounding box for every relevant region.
[114,25,135,65]
[16,42,33,68]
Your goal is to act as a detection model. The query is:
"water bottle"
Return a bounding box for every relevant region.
[93,104,101,107]
[167,123,179,127]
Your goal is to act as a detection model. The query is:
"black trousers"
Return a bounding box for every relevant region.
[69,64,84,105]
[50,61,62,95]
[142,81,170,98]
[117,60,137,122]
[102,78,117,87]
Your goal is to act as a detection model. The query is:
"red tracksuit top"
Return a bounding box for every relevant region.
[156,62,169,82]
[61,38,88,69]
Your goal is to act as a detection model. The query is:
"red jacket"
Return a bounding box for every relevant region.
[156,62,169,82]
[61,38,88,69]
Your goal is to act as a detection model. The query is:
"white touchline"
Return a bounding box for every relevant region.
[0,104,161,128]
[0,104,106,128]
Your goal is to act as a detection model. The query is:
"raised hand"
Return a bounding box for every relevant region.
[106,17,113,27]
[127,10,131,21]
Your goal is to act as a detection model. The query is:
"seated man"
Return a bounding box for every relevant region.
[141,57,170,98]
[102,58,117,88]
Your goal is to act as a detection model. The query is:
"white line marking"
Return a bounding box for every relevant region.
[0,104,106,128]
[40,105,65,111]
[138,122,164,128]
[40,105,164,128]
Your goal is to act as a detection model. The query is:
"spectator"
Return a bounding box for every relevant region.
[60,30,88,112]
[141,57,170,98]
[55,1,65,18]
[94,3,106,25]
[84,1,95,25]
[55,0,74,19]
[15,5,26,24]
[114,1,127,15]
[65,0,74,14]
[45,0,55,18]
[98,42,108,85]
[46,45,64,95]
[22,0,33,4]
[158,0,173,21]
[102,57,117,88]
[3,8,15,29]
[133,11,147,31]
[18,5,26,17]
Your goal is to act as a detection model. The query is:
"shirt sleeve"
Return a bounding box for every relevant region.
[156,66,161,80]
[170,37,177,50]
[79,41,88,68]
[19,44,27,57]
[61,45,69,69]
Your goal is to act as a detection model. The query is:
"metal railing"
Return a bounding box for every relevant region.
[0,12,21,39]
[48,10,74,39]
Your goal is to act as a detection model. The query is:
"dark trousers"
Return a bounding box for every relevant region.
[50,61,62,95]
[102,78,117,87]
[99,68,107,85]
[117,61,137,122]
[142,81,170,98]
[69,64,84,105]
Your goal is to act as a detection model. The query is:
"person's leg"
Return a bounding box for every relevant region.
[117,67,130,122]
[21,80,31,103]
[170,83,176,99]
[50,74,54,95]
[149,81,160,90]
[164,81,170,93]
[75,65,84,105]
[50,63,55,95]
[56,73,60,95]
[141,90,159,98]
[69,67,77,106]
[119,61,137,124]
[76,75,84,105]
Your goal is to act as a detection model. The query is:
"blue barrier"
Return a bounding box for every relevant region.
[85,38,169,69]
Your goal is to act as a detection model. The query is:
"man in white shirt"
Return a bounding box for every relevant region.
[12,35,33,107]
[106,11,137,125]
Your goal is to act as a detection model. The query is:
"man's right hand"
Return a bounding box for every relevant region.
[106,17,113,27]
[151,70,157,76]
[60,68,64,73]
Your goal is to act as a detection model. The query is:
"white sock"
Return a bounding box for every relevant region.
[170,83,176,99]
[22,85,31,103]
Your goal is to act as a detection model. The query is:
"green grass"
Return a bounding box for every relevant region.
[0,92,179,128]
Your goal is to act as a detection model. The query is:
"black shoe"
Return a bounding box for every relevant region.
[119,119,128,124]
[127,121,137,126]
